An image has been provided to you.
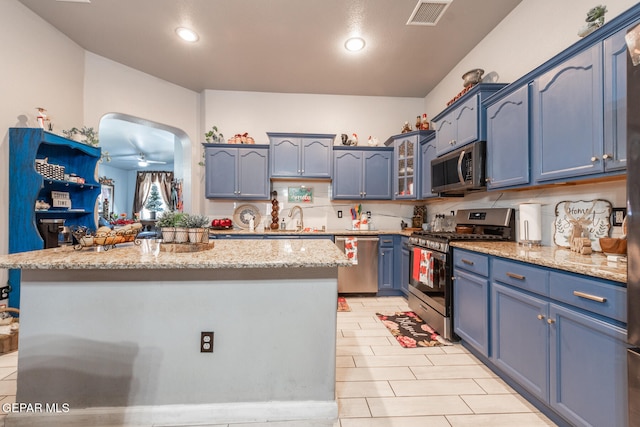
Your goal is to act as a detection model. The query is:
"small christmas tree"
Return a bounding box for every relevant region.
[145,185,164,219]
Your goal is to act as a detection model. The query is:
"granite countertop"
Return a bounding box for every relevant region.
[0,239,352,270]
[451,241,627,284]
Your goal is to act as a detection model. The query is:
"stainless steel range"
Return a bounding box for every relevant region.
[407,208,515,340]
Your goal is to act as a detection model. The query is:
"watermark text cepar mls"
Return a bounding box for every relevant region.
[2,402,70,413]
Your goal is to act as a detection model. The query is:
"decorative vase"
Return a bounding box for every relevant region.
[188,227,205,243]
[161,227,175,243]
[174,227,189,243]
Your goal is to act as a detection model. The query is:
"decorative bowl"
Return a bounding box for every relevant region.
[598,237,627,255]
[462,68,484,87]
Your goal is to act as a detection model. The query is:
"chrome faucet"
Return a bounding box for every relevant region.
[288,206,304,232]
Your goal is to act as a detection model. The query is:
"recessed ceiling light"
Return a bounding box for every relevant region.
[344,37,365,52]
[176,27,199,43]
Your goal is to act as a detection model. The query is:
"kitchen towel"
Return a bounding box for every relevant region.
[419,249,434,287]
[344,237,358,265]
[519,203,542,244]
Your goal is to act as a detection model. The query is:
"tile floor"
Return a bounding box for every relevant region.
[0,296,558,426]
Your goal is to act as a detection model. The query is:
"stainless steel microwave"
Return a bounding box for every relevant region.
[430,140,486,194]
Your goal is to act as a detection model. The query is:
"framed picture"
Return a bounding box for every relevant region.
[288,186,313,203]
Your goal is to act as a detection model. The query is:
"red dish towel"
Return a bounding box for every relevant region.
[345,237,358,265]
[419,249,434,288]
[413,247,422,282]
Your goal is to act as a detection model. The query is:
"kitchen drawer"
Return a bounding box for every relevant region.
[492,258,549,296]
[379,236,395,247]
[454,250,489,277]
[549,271,626,323]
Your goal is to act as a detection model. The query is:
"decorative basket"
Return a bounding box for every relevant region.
[0,307,19,354]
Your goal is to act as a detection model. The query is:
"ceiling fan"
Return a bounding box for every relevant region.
[136,153,166,167]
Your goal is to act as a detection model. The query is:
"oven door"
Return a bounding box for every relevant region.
[407,244,449,315]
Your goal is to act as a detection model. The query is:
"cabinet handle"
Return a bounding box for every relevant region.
[602,154,611,160]
[301,169,304,173]
[506,272,525,280]
[590,156,598,162]
[547,318,555,324]
[449,140,455,146]
[461,259,474,265]
[486,177,491,183]
[573,290,606,303]
[537,314,545,320]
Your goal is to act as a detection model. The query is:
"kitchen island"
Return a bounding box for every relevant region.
[0,239,351,427]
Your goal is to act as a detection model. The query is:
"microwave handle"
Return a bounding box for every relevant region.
[457,149,466,183]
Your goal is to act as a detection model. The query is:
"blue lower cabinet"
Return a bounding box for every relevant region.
[491,283,549,401]
[453,269,490,358]
[377,237,395,295]
[549,304,627,427]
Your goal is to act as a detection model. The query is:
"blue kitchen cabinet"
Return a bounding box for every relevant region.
[267,133,334,179]
[531,44,604,182]
[485,84,530,189]
[419,132,438,199]
[384,130,434,200]
[332,147,393,200]
[204,144,270,199]
[399,236,410,296]
[491,282,549,402]
[432,83,507,156]
[453,250,490,357]
[377,236,395,295]
[9,128,101,309]
[603,26,631,172]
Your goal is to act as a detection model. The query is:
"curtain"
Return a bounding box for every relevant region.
[132,171,174,215]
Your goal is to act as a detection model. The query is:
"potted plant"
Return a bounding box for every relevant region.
[182,214,210,243]
[200,125,224,166]
[156,211,179,243]
[145,185,164,220]
[174,213,190,243]
[62,126,99,146]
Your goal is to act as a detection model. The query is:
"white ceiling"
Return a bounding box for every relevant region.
[19,0,523,169]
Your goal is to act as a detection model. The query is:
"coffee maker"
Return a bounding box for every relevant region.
[37,218,65,249]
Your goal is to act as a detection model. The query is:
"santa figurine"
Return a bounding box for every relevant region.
[36,107,48,129]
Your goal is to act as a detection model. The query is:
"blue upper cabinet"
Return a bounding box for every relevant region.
[204,144,270,199]
[267,133,335,179]
[531,44,604,182]
[603,26,631,172]
[432,84,507,156]
[9,128,101,308]
[419,132,438,199]
[485,84,530,189]
[332,147,393,200]
[385,130,434,200]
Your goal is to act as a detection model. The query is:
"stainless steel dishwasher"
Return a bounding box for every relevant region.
[335,236,379,293]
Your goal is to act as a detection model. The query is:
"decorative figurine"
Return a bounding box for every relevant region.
[341,134,349,145]
[420,113,430,130]
[367,136,379,146]
[270,191,280,230]
[401,121,412,133]
[578,5,607,37]
[347,133,358,146]
[36,107,49,129]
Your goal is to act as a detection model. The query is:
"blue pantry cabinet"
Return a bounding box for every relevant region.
[332,146,393,200]
[203,144,270,199]
[8,128,101,308]
[267,133,334,179]
[384,130,434,200]
[485,84,530,189]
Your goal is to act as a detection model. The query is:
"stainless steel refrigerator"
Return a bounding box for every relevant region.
[627,22,640,427]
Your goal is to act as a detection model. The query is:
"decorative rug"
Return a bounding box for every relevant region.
[337,297,351,312]
[377,311,451,347]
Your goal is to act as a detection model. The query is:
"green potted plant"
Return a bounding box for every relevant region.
[156,211,179,242]
[181,214,210,243]
[200,125,224,166]
[62,126,99,146]
[174,213,190,243]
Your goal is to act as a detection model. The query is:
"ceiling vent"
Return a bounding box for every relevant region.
[406,0,452,26]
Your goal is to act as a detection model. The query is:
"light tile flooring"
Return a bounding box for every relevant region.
[0,297,558,426]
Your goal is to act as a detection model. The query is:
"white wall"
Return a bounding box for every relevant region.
[0,0,86,287]
[424,0,639,116]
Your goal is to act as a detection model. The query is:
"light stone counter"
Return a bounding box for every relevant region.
[208,229,413,237]
[0,238,352,270]
[451,241,626,284]
[1,238,346,427]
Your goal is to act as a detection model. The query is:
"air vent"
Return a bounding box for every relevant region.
[407,0,452,26]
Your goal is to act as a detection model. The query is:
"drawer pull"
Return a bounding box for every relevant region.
[506,272,525,280]
[547,318,555,325]
[537,314,545,320]
[461,259,474,265]
[573,291,606,303]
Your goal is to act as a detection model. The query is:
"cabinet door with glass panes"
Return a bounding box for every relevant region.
[386,130,434,200]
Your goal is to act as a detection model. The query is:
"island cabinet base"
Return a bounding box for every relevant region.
[7,268,339,427]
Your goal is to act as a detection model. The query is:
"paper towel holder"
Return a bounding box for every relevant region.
[519,219,542,247]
